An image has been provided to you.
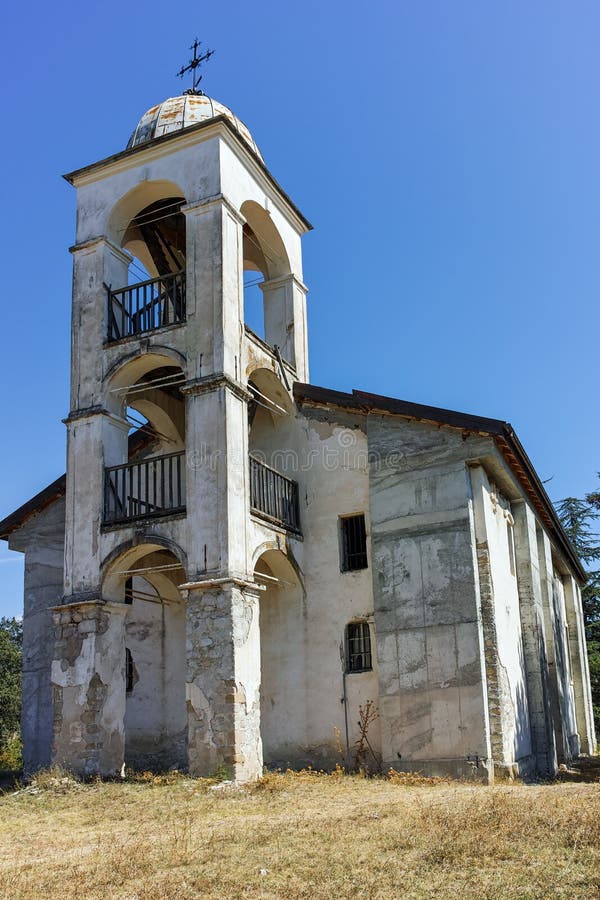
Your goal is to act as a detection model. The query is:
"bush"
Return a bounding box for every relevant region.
[0,732,22,771]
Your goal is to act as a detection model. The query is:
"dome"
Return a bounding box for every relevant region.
[126,94,263,161]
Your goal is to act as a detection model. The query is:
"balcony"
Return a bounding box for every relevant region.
[250,456,301,533]
[104,451,186,525]
[107,271,186,343]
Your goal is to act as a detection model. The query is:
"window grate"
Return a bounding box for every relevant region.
[340,514,368,571]
[345,622,372,673]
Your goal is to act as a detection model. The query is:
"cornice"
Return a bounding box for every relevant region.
[181,373,252,403]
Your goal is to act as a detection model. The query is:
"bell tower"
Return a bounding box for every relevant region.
[51,78,311,779]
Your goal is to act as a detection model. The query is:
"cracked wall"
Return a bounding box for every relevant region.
[368,415,492,780]
[51,601,126,776]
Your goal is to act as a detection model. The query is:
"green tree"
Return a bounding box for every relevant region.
[0,617,23,745]
[555,486,600,735]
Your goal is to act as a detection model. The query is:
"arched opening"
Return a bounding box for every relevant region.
[248,367,294,463]
[254,548,306,767]
[103,542,187,771]
[243,223,267,340]
[107,183,188,343]
[122,197,186,281]
[104,353,187,525]
[241,201,291,348]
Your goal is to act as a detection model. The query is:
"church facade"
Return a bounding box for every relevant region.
[0,91,595,783]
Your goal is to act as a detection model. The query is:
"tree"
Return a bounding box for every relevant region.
[0,617,23,745]
[555,485,600,735]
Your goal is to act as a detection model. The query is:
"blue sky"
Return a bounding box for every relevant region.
[1,1,598,617]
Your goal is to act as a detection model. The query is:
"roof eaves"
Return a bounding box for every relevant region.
[294,381,586,583]
[0,474,66,540]
[63,116,312,232]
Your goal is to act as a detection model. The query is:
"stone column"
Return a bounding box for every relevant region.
[63,410,129,602]
[182,196,245,383]
[261,274,309,382]
[182,377,251,580]
[513,502,557,775]
[563,575,597,755]
[51,601,127,777]
[64,237,130,603]
[185,581,263,782]
[536,528,568,762]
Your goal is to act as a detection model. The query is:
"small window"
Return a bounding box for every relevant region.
[340,514,368,572]
[125,648,134,693]
[345,622,372,673]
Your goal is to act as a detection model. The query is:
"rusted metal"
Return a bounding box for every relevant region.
[176,38,214,95]
[125,95,264,161]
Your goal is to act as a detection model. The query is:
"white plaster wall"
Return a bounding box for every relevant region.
[248,405,381,769]
[471,468,532,764]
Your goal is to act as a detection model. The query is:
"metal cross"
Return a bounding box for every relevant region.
[177,38,214,95]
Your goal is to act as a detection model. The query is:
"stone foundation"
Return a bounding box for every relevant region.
[186,581,263,781]
[51,600,127,777]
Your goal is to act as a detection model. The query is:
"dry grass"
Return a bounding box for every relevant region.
[0,768,599,899]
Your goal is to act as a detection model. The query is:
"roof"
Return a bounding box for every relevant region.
[0,430,152,541]
[294,383,586,582]
[126,94,263,161]
[0,474,66,540]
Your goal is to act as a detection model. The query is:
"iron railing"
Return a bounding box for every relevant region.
[104,451,186,525]
[249,455,301,533]
[107,271,186,342]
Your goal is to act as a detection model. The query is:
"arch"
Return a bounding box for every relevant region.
[248,367,294,417]
[240,201,290,280]
[254,546,305,767]
[108,180,188,248]
[104,347,187,390]
[102,535,188,771]
[103,349,187,446]
[252,544,303,591]
[101,535,187,603]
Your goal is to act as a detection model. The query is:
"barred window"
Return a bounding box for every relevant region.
[340,514,368,572]
[345,621,372,673]
[125,648,134,693]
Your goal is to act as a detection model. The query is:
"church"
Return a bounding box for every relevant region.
[0,71,596,783]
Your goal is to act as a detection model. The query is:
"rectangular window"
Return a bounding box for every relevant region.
[345,622,372,673]
[340,514,368,571]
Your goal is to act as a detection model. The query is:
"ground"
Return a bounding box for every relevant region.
[1,765,599,900]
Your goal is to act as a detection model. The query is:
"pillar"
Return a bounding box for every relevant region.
[64,237,130,603]
[50,601,127,777]
[185,581,263,781]
[261,274,309,382]
[183,378,251,581]
[513,502,557,775]
[563,575,597,755]
[536,527,568,762]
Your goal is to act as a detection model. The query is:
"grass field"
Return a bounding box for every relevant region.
[1,767,599,899]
